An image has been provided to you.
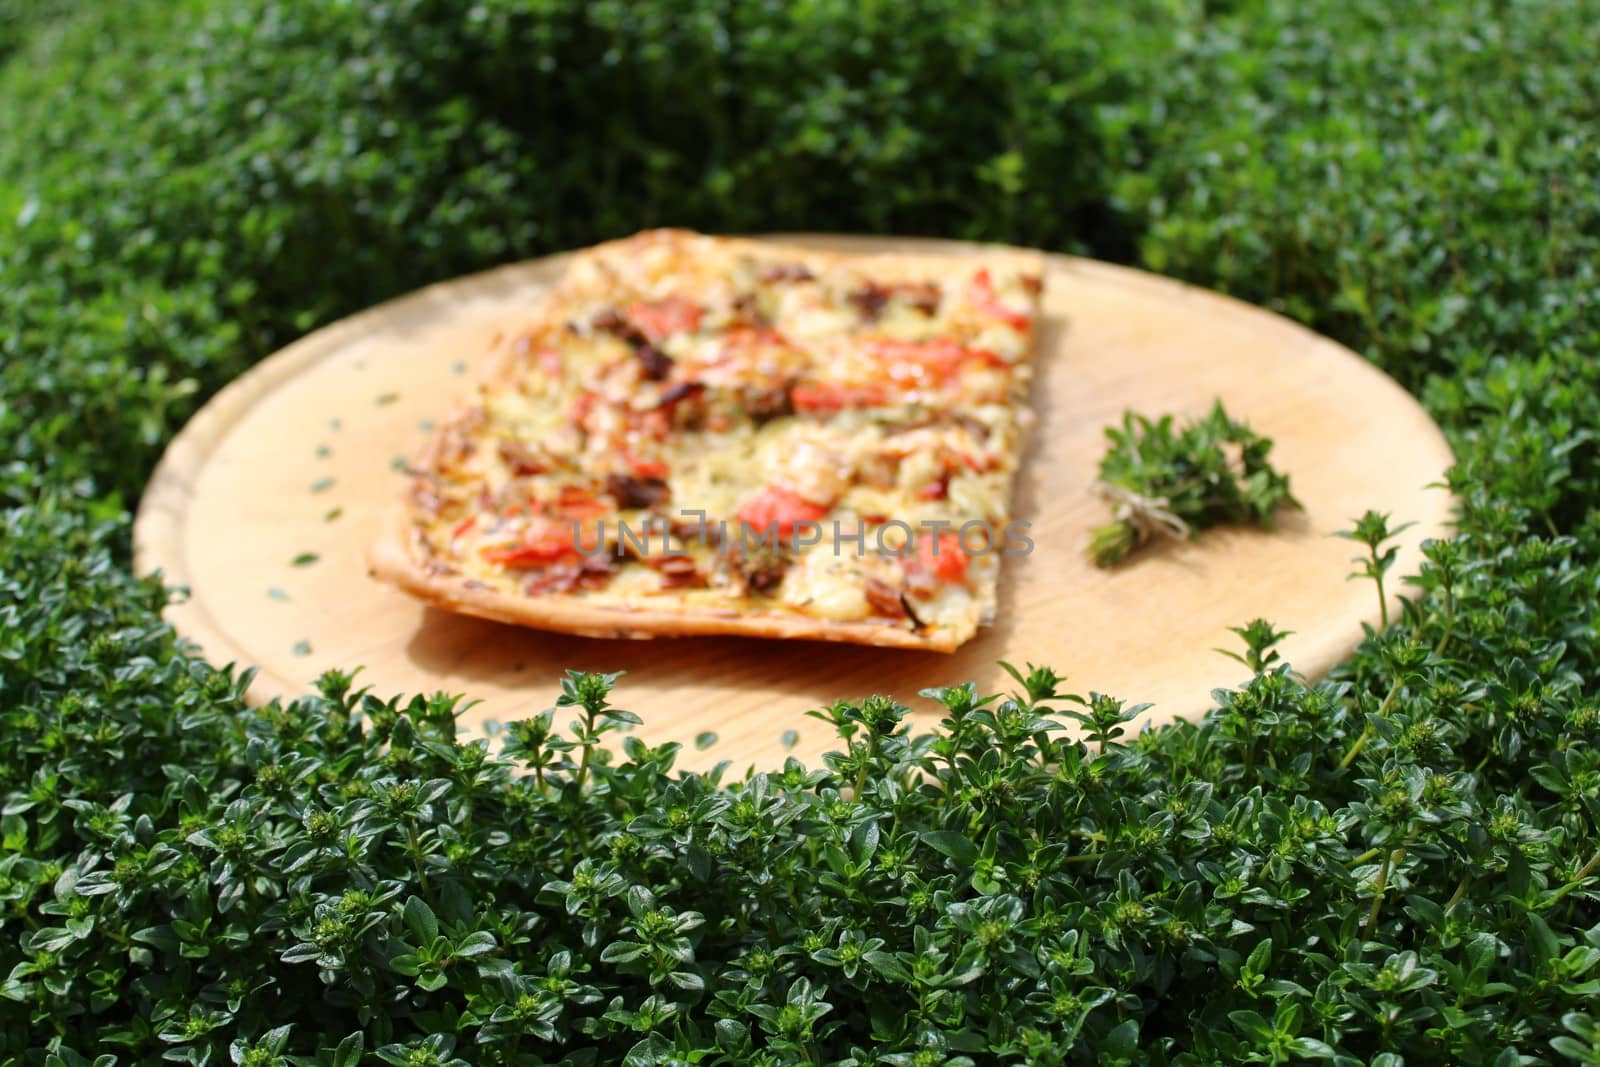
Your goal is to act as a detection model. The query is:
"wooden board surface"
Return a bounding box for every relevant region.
[133,235,1455,772]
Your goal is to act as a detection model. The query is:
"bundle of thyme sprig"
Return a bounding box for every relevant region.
[1088,400,1301,566]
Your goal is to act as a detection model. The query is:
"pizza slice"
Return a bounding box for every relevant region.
[367,229,1045,651]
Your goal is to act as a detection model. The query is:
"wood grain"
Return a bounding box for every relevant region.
[133,236,1455,772]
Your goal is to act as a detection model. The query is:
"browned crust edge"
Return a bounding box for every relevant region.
[568,228,1048,285]
[365,509,962,652]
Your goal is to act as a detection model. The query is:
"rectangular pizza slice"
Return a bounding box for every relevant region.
[367,229,1045,651]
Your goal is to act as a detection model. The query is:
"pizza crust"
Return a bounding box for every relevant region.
[366,510,964,651]
[555,228,1045,307]
[367,230,1043,653]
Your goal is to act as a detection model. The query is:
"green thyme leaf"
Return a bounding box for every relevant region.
[1089,400,1300,566]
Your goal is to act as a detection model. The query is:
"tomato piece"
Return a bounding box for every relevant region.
[628,456,670,479]
[971,268,1031,332]
[736,486,829,538]
[915,479,949,501]
[792,382,891,413]
[911,531,970,586]
[451,516,477,540]
[631,407,672,442]
[482,520,599,568]
[567,390,598,424]
[723,325,792,350]
[955,449,988,472]
[627,297,703,343]
[552,485,612,520]
[873,339,1007,387]
[483,531,574,568]
[482,543,565,568]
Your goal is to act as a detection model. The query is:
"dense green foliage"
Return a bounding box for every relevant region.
[3,0,1599,1063]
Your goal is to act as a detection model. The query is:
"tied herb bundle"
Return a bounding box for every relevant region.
[1088,401,1301,566]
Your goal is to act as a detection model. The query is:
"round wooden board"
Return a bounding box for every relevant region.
[134,235,1454,772]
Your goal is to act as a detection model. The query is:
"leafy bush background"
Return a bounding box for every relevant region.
[3,0,1599,1063]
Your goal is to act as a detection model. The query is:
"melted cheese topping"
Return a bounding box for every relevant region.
[407,230,1044,646]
